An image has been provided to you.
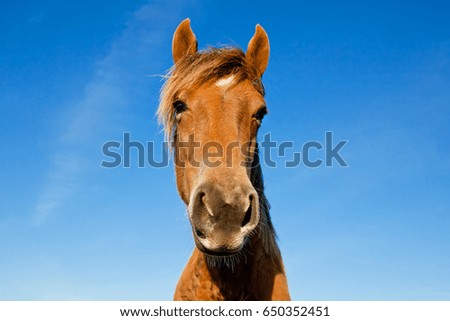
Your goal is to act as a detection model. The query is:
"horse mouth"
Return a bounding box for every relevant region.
[199,244,242,257]
[193,229,246,257]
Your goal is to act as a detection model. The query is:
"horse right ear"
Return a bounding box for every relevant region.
[246,24,270,77]
[172,18,197,64]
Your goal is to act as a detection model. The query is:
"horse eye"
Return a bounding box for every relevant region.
[253,106,267,121]
[173,100,188,114]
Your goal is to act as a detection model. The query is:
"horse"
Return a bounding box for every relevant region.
[158,19,290,300]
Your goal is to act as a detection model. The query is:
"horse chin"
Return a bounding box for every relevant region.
[199,245,247,270]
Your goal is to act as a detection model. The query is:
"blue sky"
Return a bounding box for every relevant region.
[1,0,449,300]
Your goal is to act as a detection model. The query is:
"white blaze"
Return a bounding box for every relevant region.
[215,75,235,87]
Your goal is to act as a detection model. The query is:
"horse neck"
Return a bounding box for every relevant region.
[196,227,284,300]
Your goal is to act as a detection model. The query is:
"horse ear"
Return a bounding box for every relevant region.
[246,24,270,77]
[172,18,197,64]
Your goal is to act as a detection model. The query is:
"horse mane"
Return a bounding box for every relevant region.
[158,47,265,142]
[250,143,278,257]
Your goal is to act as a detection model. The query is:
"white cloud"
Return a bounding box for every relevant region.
[32,0,186,225]
[33,154,83,225]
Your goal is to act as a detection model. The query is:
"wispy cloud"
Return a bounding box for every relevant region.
[32,0,185,225]
[33,154,83,225]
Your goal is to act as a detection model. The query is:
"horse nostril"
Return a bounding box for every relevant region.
[198,192,214,217]
[199,192,206,203]
[195,228,206,239]
[241,200,253,227]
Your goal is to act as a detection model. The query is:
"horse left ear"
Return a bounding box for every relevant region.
[246,24,270,77]
[172,18,198,64]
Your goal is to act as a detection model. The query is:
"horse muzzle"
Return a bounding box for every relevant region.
[188,181,259,255]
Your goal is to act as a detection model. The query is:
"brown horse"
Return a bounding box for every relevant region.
[158,19,290,300]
